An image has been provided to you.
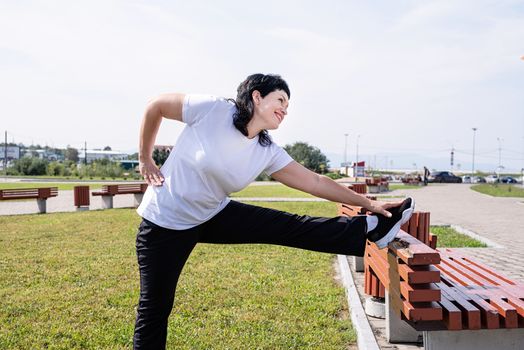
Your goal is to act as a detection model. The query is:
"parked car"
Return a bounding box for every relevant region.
[462,175,472,183]
[486,174,499,183]
[472,176,486,183]
[428,171,462,183]
[500,176,518,184]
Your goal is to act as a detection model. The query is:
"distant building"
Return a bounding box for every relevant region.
[20,148,63,161]
[0,146,20,162]
[78,149,128,163]
[119,160,140,171]
[154,145,174,153]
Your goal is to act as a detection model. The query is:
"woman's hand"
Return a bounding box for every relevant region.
[366,200,404,217]
[139,158,165,186]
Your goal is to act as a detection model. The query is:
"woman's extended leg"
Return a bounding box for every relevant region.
[133,219,200,350]
[200,200,368,256]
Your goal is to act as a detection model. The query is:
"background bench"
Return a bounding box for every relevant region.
[337,201,524,349]
[0,187,58,213]
[365,177,389,193]
[92,183,147,209]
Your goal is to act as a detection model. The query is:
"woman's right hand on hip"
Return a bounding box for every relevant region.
[139,159,165,186]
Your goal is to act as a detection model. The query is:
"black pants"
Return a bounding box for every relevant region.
[133,200,367,349]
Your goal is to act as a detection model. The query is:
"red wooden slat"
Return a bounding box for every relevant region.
[440,251,514,287]
[437,281,482,329]
[388,231,440,265]
[417,212,426,243]
[409,213,419,239]
[398,264,440,284]
[439,290,463,330]
[429,233,438,249]
[424,213,431,246]
[442,277,500,329]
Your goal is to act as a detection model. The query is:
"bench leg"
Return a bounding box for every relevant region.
[423,328,524,350]
[133,193,144,208]
[36,199,47,214]
[365,297,385,318]
[386,291,422,343]
[101,196,113,209]
[368,186,379,193]
[353,256,364,272]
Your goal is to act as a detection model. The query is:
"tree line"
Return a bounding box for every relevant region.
[5,142,338,180]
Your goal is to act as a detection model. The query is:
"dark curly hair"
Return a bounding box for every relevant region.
[229,73,290,146]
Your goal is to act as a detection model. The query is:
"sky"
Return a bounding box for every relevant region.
[1,0,524,172]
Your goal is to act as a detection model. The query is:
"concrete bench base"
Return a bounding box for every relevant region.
[101,196,113,209]
[368,185,388,193]
[365,297,385,318]
[133,193,144,207]
[36,199,47,213]
[353,256,364,272]
[386,291,422,343]
[423,328,524,350]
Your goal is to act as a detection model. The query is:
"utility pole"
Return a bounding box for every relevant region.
[497,137,502,169]
[471,127,477,175]
[450,146,454,171]
[344,133,349,176]
[84,141,87,166]
[4,130,7,176]
[355,134,361,180]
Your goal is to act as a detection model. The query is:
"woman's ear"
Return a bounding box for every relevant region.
[251,90,261,105]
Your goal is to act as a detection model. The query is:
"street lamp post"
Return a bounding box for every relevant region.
[344,133,348,176]
[497,137,503,169]
[355,134,361,180]
[472,128,477,175]
[344,133,348,165]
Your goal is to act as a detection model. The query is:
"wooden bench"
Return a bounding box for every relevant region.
[347,183,367,194]
[0,187,58,213]
[92,183,147,209]
[365,177,389,193]
[337,203,524,350]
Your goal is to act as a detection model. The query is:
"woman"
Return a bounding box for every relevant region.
[134,73,414,349]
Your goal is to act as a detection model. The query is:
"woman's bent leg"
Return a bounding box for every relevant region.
[133,219,200,350]
[200,200,368,257]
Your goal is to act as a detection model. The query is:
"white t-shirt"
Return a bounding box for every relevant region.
[136,94,294,230]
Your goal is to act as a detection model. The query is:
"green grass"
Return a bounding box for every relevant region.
[0,182,105,191]
[430,226,487,248]
[231,182,421,198]
[231,184,314,198]
[471,184,524,198]
[3,175,138,181]
[389,184,422,191]
[0,202,355,349]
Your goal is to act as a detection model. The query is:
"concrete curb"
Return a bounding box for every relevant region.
[337,255,380,350]
[448,224,504,248]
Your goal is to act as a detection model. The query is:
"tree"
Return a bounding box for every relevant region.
[283,142,329,174]
[12,157,48,175]
[152,149,170,167]
[103,146,112,151]
[65,147,79,162]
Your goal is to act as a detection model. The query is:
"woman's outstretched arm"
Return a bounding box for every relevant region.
[271,161,401,216]
[139,93,185,186]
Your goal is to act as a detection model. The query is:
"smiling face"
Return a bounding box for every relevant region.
[252,89,289,130]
